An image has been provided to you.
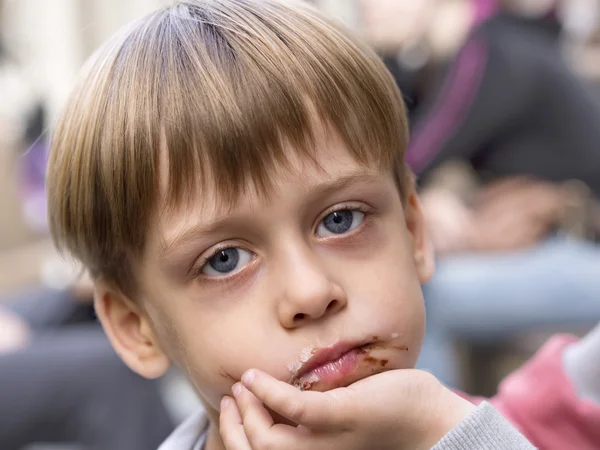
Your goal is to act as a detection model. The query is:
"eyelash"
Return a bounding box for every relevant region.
[192,243,252,278]
[315,203,372,235]
[192,203,373,280]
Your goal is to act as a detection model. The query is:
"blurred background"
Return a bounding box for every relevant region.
[1,0,600,449]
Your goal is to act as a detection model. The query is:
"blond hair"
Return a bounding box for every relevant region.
[47,0,410,296]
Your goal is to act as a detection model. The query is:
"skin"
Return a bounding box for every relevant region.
[359,0,475,59]
[358,0,437,52]
[94,125,475,450]
[0,308,30,354]
[422,177,571,254]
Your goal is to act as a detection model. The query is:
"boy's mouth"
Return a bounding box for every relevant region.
[289,339,407,391]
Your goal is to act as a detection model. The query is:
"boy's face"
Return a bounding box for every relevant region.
[97,126,433,418]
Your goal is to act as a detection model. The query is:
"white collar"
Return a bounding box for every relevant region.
[158,408,209,450]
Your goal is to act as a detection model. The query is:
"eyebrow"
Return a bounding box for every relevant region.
[159,171,382,261]
[305,171,382,199]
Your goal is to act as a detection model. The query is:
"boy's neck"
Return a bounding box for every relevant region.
[205,426,226,450]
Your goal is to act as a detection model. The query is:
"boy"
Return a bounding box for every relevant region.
[46,1,534,449]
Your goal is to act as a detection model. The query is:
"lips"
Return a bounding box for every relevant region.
[290,340,376,391]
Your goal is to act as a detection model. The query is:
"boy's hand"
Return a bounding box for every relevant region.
[220,369,475,450]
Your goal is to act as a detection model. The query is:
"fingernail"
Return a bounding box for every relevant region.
[221,397,230,410]
[242,370,255,387]
[232,382,242,398]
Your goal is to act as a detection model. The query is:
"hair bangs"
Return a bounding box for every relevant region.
[157,0,408,211]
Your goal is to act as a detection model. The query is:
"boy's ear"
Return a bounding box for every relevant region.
[404,189,435,284]
[94,281,171,379]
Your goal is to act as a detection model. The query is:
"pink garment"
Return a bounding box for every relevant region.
[462,336,600,450]
[473,0,499,26]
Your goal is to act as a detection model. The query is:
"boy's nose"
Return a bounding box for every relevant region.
[276,249,347,329]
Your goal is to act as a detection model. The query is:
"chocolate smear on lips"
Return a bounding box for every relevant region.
[290,338,408,391]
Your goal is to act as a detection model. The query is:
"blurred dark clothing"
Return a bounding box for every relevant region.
[0,289,174,450]
[384,5,562,113]
[384,53,433,117]
[510,8,563,41]
[394,12,600,196]
[5,287,96,328]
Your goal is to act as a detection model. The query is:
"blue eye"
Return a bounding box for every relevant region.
[202,248,253,277]
[316,209,364,237]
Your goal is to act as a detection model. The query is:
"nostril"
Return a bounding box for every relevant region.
[294,313,306,322]
[326,299,338,312]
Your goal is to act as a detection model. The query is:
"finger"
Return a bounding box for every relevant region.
[481,179,564,223]
[241,369,350,429]
[479,177,531,203]
[475,225,536,252]
[219,396,252,450]
[477,179,557,220]
[233,383,306,450]
[487,218,546,251]
[478,189,528,219]
[507,221,548,249]
[233,382,275,432]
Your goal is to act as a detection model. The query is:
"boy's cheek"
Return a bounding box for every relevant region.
[345,272,426,363]
[178,338,294,408]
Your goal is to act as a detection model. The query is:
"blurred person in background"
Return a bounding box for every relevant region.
[0,278,175,450]
[500,0,564,38]
[0,12,174,448]
[560,0,600,84]
[360,0,600,388]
